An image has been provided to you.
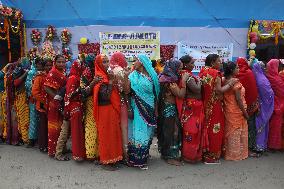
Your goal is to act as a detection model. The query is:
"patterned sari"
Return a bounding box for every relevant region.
[252,63,274,151]
[0,70,4,138]
[44,66,67,156]
[81,66,98,160]
[199,66,225,162]
[223,82,248,161]
[65,61,85,160]
[25,63,39,140]
[128,54,160,167]
[266,59,284,150]
[157,60,182,160]
[177,71,207,162]
[13,66,30,144]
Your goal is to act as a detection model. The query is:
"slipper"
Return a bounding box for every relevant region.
[55,156,70,161]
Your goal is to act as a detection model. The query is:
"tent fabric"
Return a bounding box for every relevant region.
[2,0,284,28]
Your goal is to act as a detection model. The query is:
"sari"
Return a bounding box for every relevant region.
[44,66,67,156]
[4,64,19,144]
[65,61,85,160]
[13,66,30,144]
[176,70,206,162]
[266,59,284,150]
[199,66,225,162]
[223,82,248,161]
[110,52,129,159]
[81,66,98,160]
[93,54,123,164]
[25,62,39,140]
[251,63,274,151]
[236,57,259,150]
[32,71,48,150]
[0,70,4,138]
[128,54,160,167]
[157,60,182,160]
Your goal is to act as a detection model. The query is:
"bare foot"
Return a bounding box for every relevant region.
[166,159,182,166]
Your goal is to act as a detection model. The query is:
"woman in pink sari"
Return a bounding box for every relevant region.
[266,59,284,150]
[110,52,129,161]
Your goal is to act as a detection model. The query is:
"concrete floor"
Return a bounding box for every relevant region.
[0,141,284,189]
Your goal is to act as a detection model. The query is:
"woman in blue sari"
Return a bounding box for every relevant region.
[126,54,160,170]
[25,58,39,147]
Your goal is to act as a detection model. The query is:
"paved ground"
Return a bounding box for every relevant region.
[0,140,284,189]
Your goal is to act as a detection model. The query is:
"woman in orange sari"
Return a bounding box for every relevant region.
[199,54,238,164]
[223,61,249,161]
[44,55,67,157]
[93,54,123,170]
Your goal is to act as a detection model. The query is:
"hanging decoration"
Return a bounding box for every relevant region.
[60,28,72,46]
[31,29,42,46]
[160,45,176,61]
[28,47,39,61]
[78,42,100,55]
[0,4,23,19]
[45,25,57,41]
[41,40,56,60]
[80,37,88,44]
[248,20,284,58]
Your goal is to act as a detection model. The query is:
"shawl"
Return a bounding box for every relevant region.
[236,57,259,114]
[159,60,181,83]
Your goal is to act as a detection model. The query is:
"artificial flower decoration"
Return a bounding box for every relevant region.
[61,28,72,46]
[28,47,39,61]
[41,40,56,60]
[31,29,42,46]
[45,25,57,41]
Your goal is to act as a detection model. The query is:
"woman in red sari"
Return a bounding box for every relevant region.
[93,54,123,170]
[236,58,259,156]
[199,54,238,164]
[177,55,207,163]
[44,55,67,157]
[64,60,85,161]
[266,59,284,150]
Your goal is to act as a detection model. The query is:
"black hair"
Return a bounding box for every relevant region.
[151,60,157,68]
[34,56,43,66]
[179,55,193,64]
[223,61,237,78]
[54,54,65,62]
[205,54,220,67]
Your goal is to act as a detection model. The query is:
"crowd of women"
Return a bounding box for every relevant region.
[0,51,283,171]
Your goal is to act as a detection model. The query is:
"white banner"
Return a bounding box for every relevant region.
[177,42,233,72]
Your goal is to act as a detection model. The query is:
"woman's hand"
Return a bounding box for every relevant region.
[92,76,102,84]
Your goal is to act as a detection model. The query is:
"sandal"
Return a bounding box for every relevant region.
[55,156,70,161]
[139,165,148,170]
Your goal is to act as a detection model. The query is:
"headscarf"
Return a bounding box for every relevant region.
[138,54,160,97]
[69,60,82,77]
[155,59,164,74]
[93,54,121,121]
[44,65,67,91]
[266,59,284,98]
[159,60,181,83]
[110,52,127,69]
[236,57,259,115]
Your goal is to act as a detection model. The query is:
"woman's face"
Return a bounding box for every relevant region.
[45,61,53,72]
[36,63,44,71]
[133,57,143,71]
[102,55,109,71]
[233,65,240,76]
[55,57,66,71]
[212,57,222,70]
[178,61,183,72]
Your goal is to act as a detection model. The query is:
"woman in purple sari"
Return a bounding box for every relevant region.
[251,60,274,154]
